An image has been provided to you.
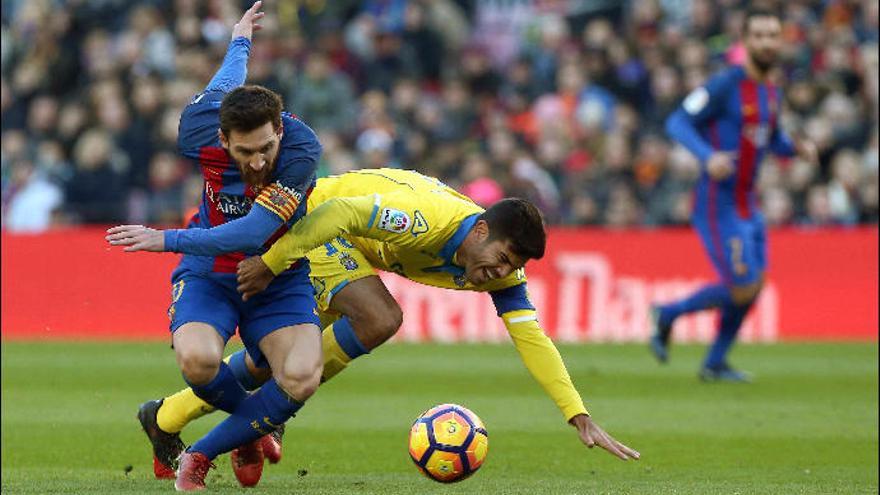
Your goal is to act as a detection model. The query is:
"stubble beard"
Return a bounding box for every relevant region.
[749,49,776,76]
[239,160,275,189]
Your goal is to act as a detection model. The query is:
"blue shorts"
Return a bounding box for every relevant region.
[692,213,766,286]
[167,264,320,368]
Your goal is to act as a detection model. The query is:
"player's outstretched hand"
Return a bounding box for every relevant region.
[236,256,275,301]
[231,1,265,41]
[105,225,166,252]
[570,414,640,461]
[706,152,735,180]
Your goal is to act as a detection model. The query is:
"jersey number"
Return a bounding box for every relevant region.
[728,238,748,276]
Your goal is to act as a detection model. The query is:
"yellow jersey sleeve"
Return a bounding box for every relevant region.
[262,192,434,275]
[501,309,590,421]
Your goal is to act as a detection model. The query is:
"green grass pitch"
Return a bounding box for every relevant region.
[1,341,877,494]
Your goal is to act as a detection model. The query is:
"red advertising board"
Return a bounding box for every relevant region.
[2,227,877,342]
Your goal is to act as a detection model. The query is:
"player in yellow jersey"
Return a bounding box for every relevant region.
[139,169,639,484]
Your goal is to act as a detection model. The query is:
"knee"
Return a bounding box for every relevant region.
[356,302,403,347]
[730,280,763,306]
[275,361,323,402]
[176,347,222,385]
[374,303,403,341]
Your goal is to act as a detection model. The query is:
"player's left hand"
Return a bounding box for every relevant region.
[231,1,265,41]
[105,225,166,252]
[236,256,275,301]
[570,414,640,461]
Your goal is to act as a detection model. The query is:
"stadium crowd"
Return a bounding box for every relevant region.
[1,0,877,231]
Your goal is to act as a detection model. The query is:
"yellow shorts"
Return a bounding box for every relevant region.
[306,236,377,321]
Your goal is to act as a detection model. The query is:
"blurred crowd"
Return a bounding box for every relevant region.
[1,0,878,232]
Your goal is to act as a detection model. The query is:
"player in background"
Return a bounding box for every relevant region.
[650,7,818,381]
[140,168,640,485]
[106,2,325,490]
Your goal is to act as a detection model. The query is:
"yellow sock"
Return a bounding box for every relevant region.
[322,322,354,382]
[156,387,215,433]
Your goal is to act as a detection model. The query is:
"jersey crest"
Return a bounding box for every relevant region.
[338,252,360,271]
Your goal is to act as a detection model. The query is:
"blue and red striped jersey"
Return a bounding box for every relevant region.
[164,37,321,274]
[666,65,796,219]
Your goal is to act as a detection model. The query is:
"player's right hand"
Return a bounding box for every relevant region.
[706,152,735,180]
[231,1,265,41]
[236,256,275,301]
[106,225,166,252]
[570,414,640,461]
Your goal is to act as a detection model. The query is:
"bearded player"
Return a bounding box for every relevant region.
[650,7,818,381]
[107,2,326,490]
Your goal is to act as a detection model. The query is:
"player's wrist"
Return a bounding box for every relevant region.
[260,252,285,276]
[164,230,180,253]
[230,36,252,46]
[567,410,591,424]
[568,413,591,428]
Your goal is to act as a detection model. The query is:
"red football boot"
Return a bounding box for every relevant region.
[230,438,264,487]
[174,451,215,491]
[153,457,175,480]
[260,423,285,464]
[137,399,185,480]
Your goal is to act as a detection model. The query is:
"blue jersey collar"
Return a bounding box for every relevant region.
[438,213,479,264]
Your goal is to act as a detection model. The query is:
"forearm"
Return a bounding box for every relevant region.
[503,310,589,421]
[666,109,715,163]
[165,207,280,255]
[205,37,251,93]
[262,195,380,274]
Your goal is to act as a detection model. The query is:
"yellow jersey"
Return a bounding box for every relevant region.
[262,168,589,421]
[303,168,524,293]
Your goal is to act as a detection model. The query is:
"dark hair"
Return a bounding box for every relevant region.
[219,85,283,136]
[743,6,781,34]
[479,198,546,260]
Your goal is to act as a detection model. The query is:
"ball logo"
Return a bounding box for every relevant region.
[378,208,411,234]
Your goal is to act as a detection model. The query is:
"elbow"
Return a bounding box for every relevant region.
[208,235,265,255]
[664,111,683,140]
[233,238,268,254]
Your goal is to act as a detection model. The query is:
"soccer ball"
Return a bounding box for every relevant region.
[408,403,489,483]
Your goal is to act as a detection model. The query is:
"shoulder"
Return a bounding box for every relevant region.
[280,113,320,149]
[178,91,224,150]
[485,269,528,293]
[707,66,746,91]
[274,114,322,179]
[181,90,224,122]
[681,66,743,115]
[487,277,535,314]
